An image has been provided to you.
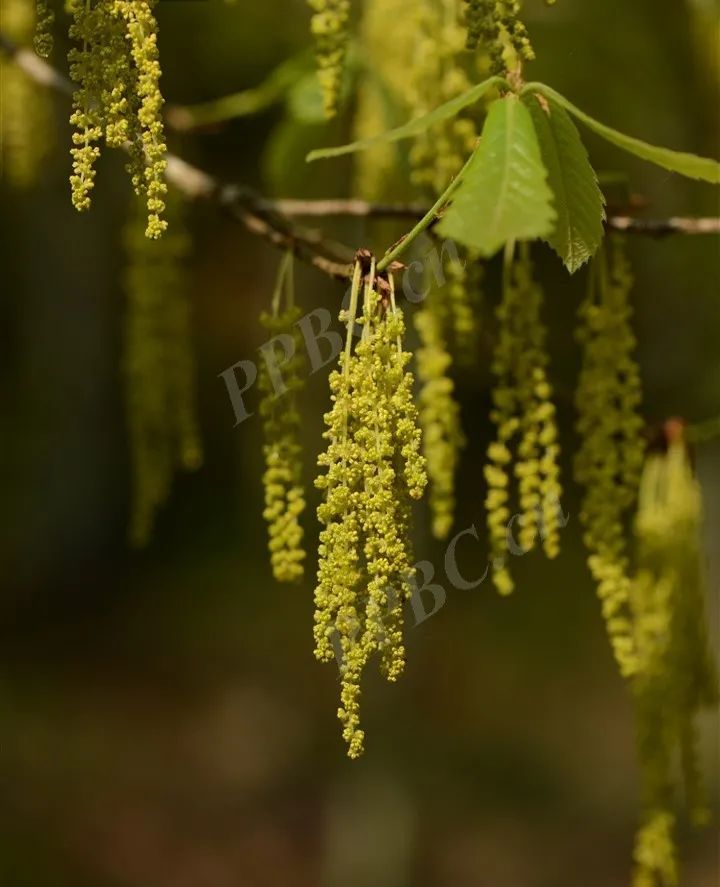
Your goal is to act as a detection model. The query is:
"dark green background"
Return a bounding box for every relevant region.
[0,1,718,884]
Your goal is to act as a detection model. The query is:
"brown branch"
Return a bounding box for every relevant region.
[2,30,718,285]
[263,197,720,236]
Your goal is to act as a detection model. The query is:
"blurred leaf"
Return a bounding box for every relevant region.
[526,82,720,183]
[524,94,606,273]
[437,96,556,257]
[286,72,326,124]
[165,53,313,130]
[306,75,507,162]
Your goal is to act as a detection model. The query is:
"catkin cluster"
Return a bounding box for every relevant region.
[630,435,718,887]
[123,195,202,547]
[485,244,562,594]
[68,0,167,237]
[0,0,52,187]
[464,0,534,73]
[258,257,306,583]
[307,0,350,118]
[574,236,645,677]
[314,262,427,757]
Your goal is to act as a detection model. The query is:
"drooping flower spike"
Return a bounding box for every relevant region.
[314,253,427,757]
[485,241,562,594]
[259,252,307,584]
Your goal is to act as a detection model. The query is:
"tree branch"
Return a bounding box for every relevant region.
[262,198,720,236]
[2,30,718,286]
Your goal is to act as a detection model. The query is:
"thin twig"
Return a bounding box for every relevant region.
[264,197,720,237]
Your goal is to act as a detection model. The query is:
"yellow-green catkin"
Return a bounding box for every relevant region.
[574,236,645,677]
[314,261,427,758]
[353,1,485,372]
[33,0,54,56]
[307,0,350,119]
[464,0,534,74]
[352,3,482,545]
[630,431,718,887]
[405,0,478,196]
[68,0,167,237]
[258,254,306,583]
[350,0,414,201]
[123,193,202,547]
[0,0,52,187]
[415,288,465,540]
[485,242,561,594]
[445,252,484,365]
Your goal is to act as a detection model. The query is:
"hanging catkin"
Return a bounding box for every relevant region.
[630,429,718,887]
[33,0,54,56]
[307,0,351,118]
[68,0,168,237]
[485,242,562,594]
[0,0,52,187]
[314,259,426,757]
[258,253,307,583]
[415,288,465,540]
[463,0,534,73]
[574,236,645,677]
[123,194,202,547]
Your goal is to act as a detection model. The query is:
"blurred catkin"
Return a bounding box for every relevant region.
[258,254,307,583]
[123,194,202,548]
[0,0,52,187]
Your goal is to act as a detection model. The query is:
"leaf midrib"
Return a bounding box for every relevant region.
[486,98,516,237]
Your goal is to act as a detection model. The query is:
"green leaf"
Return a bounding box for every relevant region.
[287,72,326,124]
[524,83,720,184]
[523,94,606,273]
[306,75,507,162]
[436,95,556,257]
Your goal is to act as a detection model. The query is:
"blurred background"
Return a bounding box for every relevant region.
[0,0,718,884]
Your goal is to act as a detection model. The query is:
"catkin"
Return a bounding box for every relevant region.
[574,236,645,677]
[314,262,427,757]
[353,1,482,536]
[258,255,306,583]
[415,289,465,540]
[630,434,718,887]
[0,0,52,187]
[307,0,350,119]
[68,0,168,237]
[33,0,54,56]
[485,242,562,594]
[123,194,202,547]
[463,0,534,73]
